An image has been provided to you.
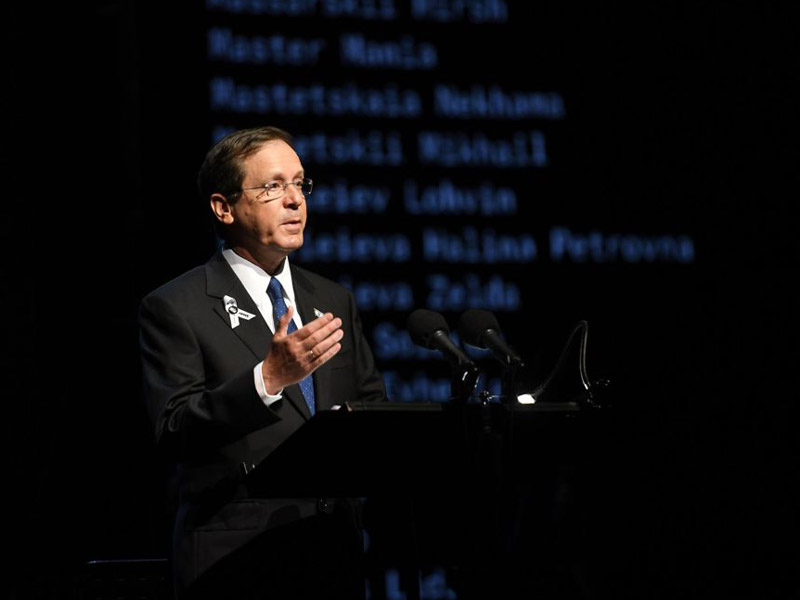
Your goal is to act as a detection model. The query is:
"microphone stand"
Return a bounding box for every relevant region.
[448,358,480,403]
[499,361,522,404]
[490,336,524,404]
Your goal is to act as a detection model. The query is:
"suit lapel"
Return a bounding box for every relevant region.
[206,250,273,360]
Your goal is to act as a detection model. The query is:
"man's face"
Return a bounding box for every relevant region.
[228,140,307,262]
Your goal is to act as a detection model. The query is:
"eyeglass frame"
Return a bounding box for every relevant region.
[228,178,313,203]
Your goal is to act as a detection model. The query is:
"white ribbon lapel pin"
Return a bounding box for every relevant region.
[223,295,256,329]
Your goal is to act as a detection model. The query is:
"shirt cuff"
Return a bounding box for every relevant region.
[254,361,283,406]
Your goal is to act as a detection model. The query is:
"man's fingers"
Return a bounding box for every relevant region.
[307,327,344,362]
[312,342,341,366]
[294,312,337,340]
[298,315,342,348]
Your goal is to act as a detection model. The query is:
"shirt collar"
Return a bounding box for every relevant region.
[222,248,297,309]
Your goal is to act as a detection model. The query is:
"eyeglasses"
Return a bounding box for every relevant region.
[232,178,313,203]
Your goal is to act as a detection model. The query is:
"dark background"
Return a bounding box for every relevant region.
[9,2,798,598]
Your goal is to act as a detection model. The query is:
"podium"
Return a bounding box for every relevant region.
[242,398,606,599]
[238,319,612,597]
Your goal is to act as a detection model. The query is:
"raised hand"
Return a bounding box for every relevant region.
[261,306,343,395]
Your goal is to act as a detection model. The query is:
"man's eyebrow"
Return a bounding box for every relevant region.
[261,170,304,181]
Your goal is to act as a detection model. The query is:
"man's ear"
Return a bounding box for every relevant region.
[210,193,234,225]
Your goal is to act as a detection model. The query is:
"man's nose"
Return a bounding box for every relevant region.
[283,184,304,206]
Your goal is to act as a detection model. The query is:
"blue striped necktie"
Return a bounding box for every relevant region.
[267,277,316,416]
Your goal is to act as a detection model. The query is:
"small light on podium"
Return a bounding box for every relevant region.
[516,393,536,405]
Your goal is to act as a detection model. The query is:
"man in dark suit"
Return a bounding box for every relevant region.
[139,126,386,599]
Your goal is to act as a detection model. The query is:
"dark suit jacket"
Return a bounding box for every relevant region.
[139,248,386,598]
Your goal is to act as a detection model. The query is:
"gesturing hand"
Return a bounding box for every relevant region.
[261,306,343,395]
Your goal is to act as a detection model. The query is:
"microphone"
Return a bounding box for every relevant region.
[406,309,477,369]
[457,309,524,368]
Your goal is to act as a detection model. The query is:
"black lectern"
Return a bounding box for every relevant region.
[242,397,605,600]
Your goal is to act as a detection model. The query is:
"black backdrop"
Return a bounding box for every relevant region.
[9,2,799,598]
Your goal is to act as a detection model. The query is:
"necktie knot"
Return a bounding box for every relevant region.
[266,276,281,299]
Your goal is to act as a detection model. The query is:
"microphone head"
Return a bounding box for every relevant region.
[407,308,451,349]
[457,308,500,348]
